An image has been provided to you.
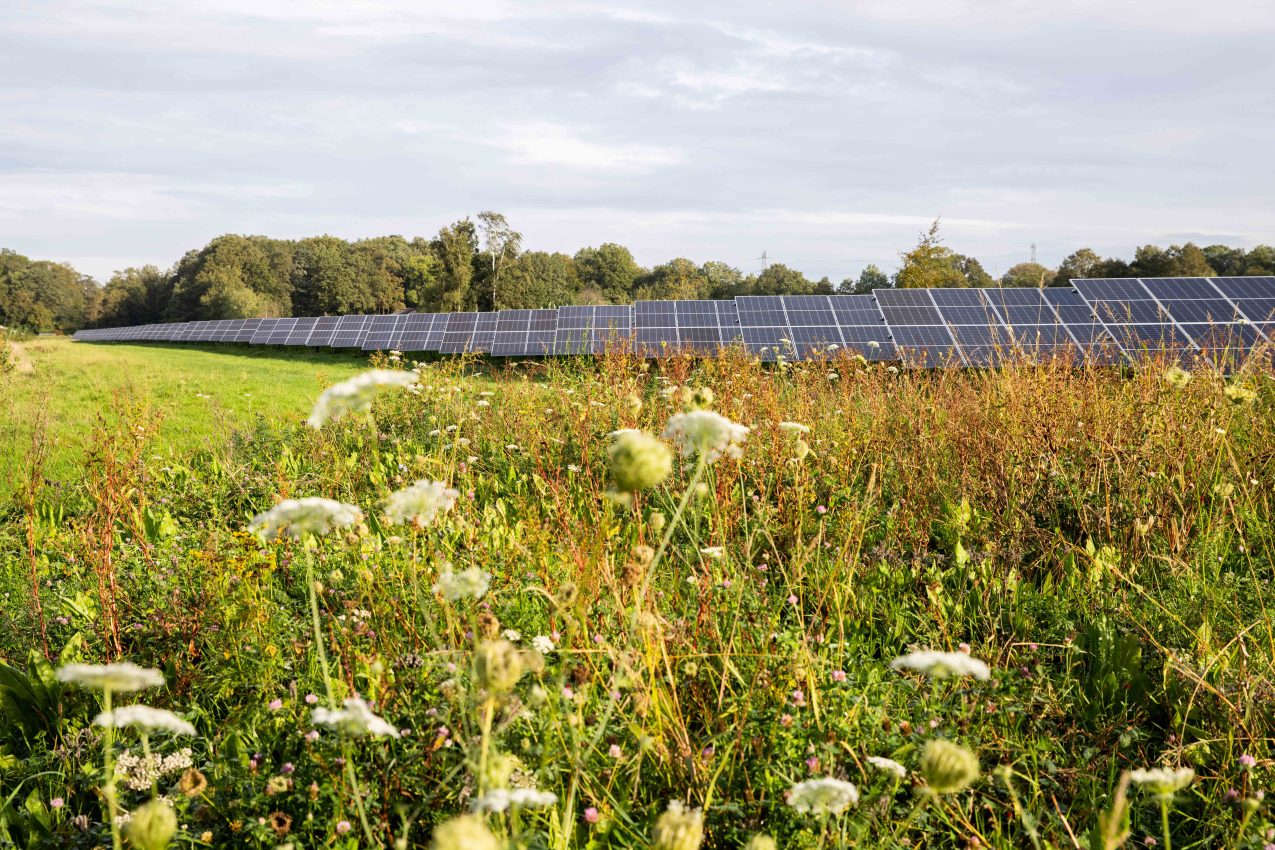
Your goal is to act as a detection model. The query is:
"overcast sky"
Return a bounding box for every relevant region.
[2,0,1273,283]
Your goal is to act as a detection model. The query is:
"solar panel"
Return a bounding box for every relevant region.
[527,308,558,355]
[491,310,532,356]
[397,314,438,352]
[1202,277,1275,300]
[438,313,478,354]
[890,325,963,368]
[234,318,262,343]
[871,289,963,367]
[872,289,945,326]
[329,315,370,348]
[266,318,298,345]
[633,301,679,356]
[306,316,341,347]
[249,318,280,344]
[283,317,318,346]
[553,306,632,355]
[362,315,403,351]
[469,312,498,353]
[1072,279,1196,363]
[780,296,842,359]
[734,296,792,361]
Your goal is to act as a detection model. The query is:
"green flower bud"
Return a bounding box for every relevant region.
[127,800,177,850]
[608,430,673,492]
[474,640,525,694]
[920,739,980,795]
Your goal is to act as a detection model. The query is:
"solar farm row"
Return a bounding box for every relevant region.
[73,277,1275,367]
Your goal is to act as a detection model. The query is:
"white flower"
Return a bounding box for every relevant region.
[531,635,555,654]
[476,399,491,407]
[778,422,810,435]
[470,788,558,813]
[699,546,725,559]
[1129,767,1194,797]
[502,629,522,642]
[307,369,418,428]
[787,778,860,816]
[94,706,196,736]
[866,756,908,779]
[433,567,491,602]
[249,498,363,541]
[382,480,458,528]
[890,650,990,680]
[311,697,400,739]
[662,410,749,463]
[57,663,164,693]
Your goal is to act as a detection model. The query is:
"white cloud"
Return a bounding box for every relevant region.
[487,123,683,173]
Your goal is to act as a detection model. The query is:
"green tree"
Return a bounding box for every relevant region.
[701,261,746,299]
[895,220,989,288]
[843,264,889,294]
[1001,262,1055,288]
[497,252,581,309]
[575,244,644,303]
[476,212,522,311]
[0,249,97,332]
[636,259,710,301]
[433,220,478,312]
[753,263,814,295]
[1053,248,1129,284]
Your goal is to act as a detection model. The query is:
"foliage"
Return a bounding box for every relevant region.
[894,220,993,288]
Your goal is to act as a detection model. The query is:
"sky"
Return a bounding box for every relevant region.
[2,0,1273,284]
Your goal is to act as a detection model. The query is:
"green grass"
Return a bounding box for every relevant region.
[1,342,1273,849]
[0,337,370,490]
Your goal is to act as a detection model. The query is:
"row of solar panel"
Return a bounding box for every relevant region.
[73,277,1275,367]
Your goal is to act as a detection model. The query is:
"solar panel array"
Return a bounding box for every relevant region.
[71,277,1275,368]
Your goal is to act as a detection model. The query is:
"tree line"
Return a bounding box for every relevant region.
[2,215,1273,333]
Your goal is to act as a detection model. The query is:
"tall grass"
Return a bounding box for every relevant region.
[0,345,1272,848]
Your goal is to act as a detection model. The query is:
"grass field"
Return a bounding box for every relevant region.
[0,337,370,490]
[1,339,1273,849]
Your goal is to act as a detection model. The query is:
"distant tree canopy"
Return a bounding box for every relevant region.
[3,212,1273,332]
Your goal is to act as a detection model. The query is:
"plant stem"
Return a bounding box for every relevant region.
[630,455,707,630]
[1160,798,1172,850]
[102,687,121,850]
[344,740,376,847]
[305,551,336,708]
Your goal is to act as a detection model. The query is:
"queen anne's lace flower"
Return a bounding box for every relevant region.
[787,778,860,815]
[652,800,704,850]
[866,756,908,779]
[662,411,749,463]
[383,480,458,527]
[433,567,491,601]
[94,705,196,736]
[249,498,363,541]
[307,369,419,428]
[57,663,164,693]
[531,635,555,654]
[1129,766,1194,797]
[890,650,991,680]
[469,788,559,813]
[311,697,400,739]
[778,422,810,435]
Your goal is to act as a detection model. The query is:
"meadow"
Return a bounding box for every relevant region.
[0,335,1272,849]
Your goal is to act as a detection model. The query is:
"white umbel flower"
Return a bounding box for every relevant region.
[249,497,363,541]
[662,410,749,463]
[787,777,860,815]
[778,422,810,435]
[470,788,559,813]
[311,697,400,739]
[1129,766,1194,798]
[307,369,418,428]
[866,756,908,779]
[57,663,164,693]
[531,635,555,654]
[383,480,458,528]
[890,650,991,680]
[433,567,491,602]
[94,705,196,736]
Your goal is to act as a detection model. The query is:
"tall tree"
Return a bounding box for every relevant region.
[636,259,710,300]
[701,261,746,299]
[1001,262,1055,288]
[476,212,522,312]
[575,244,644,303]
[433,219,478,312]
[895,220,987,288]
[497,252,581,309]
[843,264,890,294]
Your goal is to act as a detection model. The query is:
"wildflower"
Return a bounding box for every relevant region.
[502,629,521,642]
[867,756,908,779]
[700,546,725,559]
[94,706,195,736]
[652,800,704,850]
[1163,366,1191,389]
[433,567,490,601]
[891,649,991,680]
[584,807,600,824]
[305,693,319,705]
[268,698,283,711]
[269,811,292,837]
[311,697,400,739]
[175,767,207,798]
[747,837,777,850]
[126,799,177,850]
[51,798,64,809]
[791,690,806,707]
[779,421,810,434]
[532,635,555,654]
[787,777,860,815]
[430,814,500,850]
[474,640,526,693]
[1214,481,1235,498]
[1240,754,1256,769]
[662,410,749,462]
[1129,766,1195,799]
[831,670,847,683]
[307,370,418,428]
[383,480,459,527]
[608,430,673,492]
[920,739,980,794]
[610,744,623,759]
[1225,383,1258,403]
[682,386,715,410]
[470,788,558,812]
[249,498,363,541]
[57,662,163,693]
[336,820,352,835]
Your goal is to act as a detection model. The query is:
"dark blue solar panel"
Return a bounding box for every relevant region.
[873,289,944,325]
[1210,276,1275,300]
[234,318,262,343]
[250,319,281,344]
[890,325,963,368]
[398,314,440,352]
[283,317,318,345]
[1072,279,1153,300]
[1139,278,1216,300]
[330,315,369,348]
[361,315,402,351]
[439,313,478,354]
[306,316,341,347]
